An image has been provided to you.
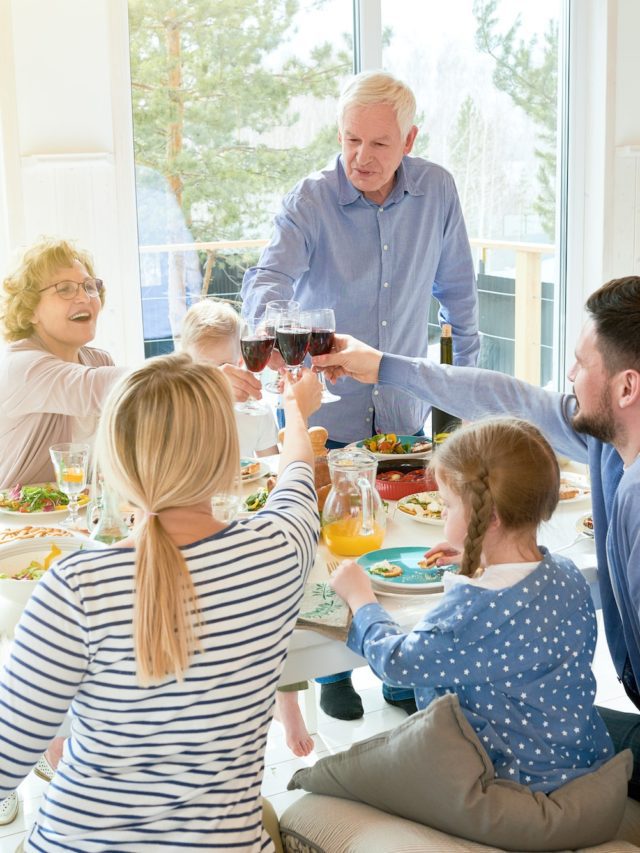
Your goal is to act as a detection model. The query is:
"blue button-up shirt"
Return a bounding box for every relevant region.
[241,154,479,443]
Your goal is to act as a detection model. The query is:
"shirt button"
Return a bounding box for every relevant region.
[381,320,387,326]
[379,207,384,212]
[383,244,388,250]
[368,407,374,413]
[373,390,379,396]
[365,417,371,423]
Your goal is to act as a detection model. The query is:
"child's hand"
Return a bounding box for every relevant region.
[219,363,263,402]
[282,369,322,420]
[329,560,377,613]
[423,541,461,567]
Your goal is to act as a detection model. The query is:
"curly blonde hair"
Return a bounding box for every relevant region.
[1,237,104,342]
[430,417,559,577]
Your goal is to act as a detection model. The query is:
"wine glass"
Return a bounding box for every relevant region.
[276,308,311,380]
[49,443,90,529]
[236,317,276,415]
[302,308,341,404]
[263,299,300,394]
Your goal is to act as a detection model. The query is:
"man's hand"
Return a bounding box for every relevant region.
[282,368,322,421]
[329,559,377,613]
[219,363,263,403]
[312,334,383,385]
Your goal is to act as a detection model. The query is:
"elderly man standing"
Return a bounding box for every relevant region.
[242,71,479,722]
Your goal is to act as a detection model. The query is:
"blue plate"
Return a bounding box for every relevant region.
[349,435,432,460]
[357,546,458,591]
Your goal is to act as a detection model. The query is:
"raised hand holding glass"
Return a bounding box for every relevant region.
[236,318,275,415]
[302,308,340,403]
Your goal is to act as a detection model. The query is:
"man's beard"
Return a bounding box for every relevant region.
[571,387,617,443]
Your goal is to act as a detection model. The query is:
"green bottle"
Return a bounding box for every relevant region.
[431,324,461,448]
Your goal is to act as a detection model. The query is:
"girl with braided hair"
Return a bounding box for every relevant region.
[329,417,613,792]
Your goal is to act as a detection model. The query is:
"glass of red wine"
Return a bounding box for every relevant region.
[263,299,300,394]
[302,308,341,403]
[276,308,311,381]
[236,318,276,415]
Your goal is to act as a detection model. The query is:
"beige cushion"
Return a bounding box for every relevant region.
[279,794,640,853]
[287,693,632,851]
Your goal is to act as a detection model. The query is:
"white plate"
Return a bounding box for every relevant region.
[395,491,445,525]
[558,473,592,505]
[576,512,594,538]
[240,460,272,484]
[347,435,432,461]
[0,483,89,522]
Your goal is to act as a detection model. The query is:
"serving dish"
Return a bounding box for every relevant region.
[375,459,437,501]
[558,473,591,505]
[349,434,432,461]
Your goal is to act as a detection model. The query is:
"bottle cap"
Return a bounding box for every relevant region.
[442,323,452,337]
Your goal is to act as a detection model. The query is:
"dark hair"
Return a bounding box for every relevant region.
[430,417,559,577]
[586,276,640,372]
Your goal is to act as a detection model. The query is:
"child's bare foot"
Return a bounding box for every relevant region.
[275,691,314,757]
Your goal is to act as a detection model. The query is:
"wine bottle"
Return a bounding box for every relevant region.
[431,323,461,448]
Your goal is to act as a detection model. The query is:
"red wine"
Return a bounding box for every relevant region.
[276,328,310,365]
[308,328,335,356]
[241,335,275,372]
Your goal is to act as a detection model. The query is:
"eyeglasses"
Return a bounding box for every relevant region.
[39,278,104,300]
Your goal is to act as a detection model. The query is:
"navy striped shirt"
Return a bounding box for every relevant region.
[0,462,318,852]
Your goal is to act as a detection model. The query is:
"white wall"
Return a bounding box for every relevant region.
[0,0,143,365]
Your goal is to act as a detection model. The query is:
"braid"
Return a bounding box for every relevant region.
[460,468,493,577]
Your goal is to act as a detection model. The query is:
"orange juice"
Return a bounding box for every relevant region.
[323,518,385,556]
[62,467,85,484]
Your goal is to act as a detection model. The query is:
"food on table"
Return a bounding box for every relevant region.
[0,483,89,513]
[558,476,590,501]
[362,433,411,454]
[368,560,403,578]
[377,469,427,482]
[583,514,593,531]
[0,526,75,544]
[398,492,444,520]
[240,459,262,479]
[0,544,61,581]
[244,488,269,512]
[419,550,445,569]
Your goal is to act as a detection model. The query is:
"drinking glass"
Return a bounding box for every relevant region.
[49,443,90,529]
[211,493,242,523]
[276,308,311,380]
[263,299,300,394]
[302,308,341,403]
[236,317,276,416]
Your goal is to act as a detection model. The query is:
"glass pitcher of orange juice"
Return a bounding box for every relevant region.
[322,448,386,556]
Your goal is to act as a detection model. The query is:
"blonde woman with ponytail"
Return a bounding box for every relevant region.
[330,417,614,795]
[0,353,322,853]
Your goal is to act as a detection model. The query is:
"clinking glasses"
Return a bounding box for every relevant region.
[39,278,104,300]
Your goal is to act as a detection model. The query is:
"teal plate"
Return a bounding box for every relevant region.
[357,546,458,592]
[348,436,432,460]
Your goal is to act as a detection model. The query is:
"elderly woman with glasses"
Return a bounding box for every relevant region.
[0,238,129,490]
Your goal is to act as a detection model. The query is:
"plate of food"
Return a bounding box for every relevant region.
[576,512,594,538]
[240,459,271,484]
[357,546,458,592]
[0,483,90,521]
[558,474,591,505]
[396,491,445,525]
[242,487,270,513]
[349,434,432,460]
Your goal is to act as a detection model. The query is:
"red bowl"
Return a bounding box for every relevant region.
[375,460,437,501]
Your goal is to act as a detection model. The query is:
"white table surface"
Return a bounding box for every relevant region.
[0,461,596,686]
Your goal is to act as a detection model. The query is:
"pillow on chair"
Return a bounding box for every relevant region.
[288,693,631,852]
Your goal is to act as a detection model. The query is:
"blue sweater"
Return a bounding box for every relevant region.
[379,355,634,693]
[349,552,613,791]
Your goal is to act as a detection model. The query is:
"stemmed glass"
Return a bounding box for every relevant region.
[236,317,276,415]
[302,308,341,404]
[49,442,89,529]
[276,308,311,380]
[263,299,300,394]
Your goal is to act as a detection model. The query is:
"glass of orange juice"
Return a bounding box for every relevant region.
[49,443,89,529]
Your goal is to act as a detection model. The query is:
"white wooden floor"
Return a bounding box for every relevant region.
[0,611,636,852]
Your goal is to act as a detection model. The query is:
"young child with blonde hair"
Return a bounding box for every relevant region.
[181,298,278,457]
[0,353,321,851]
[330,417,613,792]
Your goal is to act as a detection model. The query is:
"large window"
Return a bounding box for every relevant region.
[381,0,566,387]
[127,0,567,387]
[128,0,352,355]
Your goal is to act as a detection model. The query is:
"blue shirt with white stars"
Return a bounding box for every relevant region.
[348,551,613,792]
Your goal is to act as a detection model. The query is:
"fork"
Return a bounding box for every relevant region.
[326,559,339,576]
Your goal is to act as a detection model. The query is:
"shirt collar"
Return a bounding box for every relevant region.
[336,155,425,207]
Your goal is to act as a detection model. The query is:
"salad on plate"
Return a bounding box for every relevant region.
[0,483,89,514]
